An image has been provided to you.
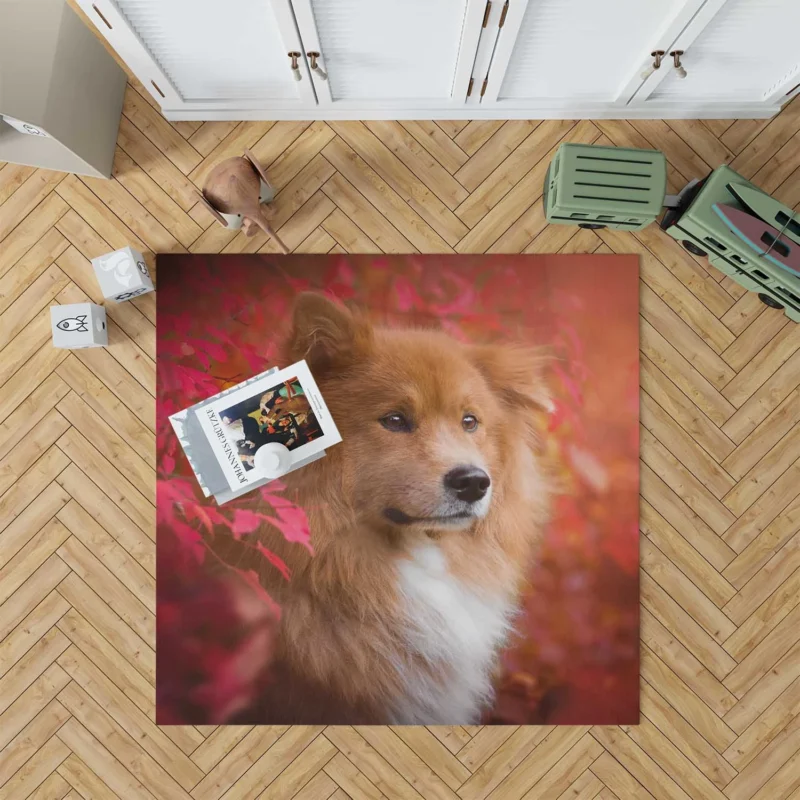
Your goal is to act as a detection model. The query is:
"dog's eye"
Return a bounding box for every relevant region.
[380,413,412,433]
[462,414,479,432]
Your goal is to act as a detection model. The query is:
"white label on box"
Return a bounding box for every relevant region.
[2,116,50,137]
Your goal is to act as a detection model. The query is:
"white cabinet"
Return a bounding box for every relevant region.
[635,0,800,108]
[478,0,799,116]
[76,0,316,112]
[479,0,706,106]
[290,0,486,109]
[76,0,800,120]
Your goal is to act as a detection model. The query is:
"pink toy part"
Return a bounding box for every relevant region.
[713,203,800,277]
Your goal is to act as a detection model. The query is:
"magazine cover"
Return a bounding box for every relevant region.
[195,360,341,491]
[169,367,281,499]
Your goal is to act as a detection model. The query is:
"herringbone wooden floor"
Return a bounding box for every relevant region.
[2,64,800,798]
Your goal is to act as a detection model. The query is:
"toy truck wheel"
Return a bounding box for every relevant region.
[578,223,606,230]
[758,293,784,310]
[682,240,708,257]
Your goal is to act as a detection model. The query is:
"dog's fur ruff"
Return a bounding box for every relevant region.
[242,292,551,724]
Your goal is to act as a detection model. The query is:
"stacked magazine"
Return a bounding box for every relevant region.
[170,360,342,504]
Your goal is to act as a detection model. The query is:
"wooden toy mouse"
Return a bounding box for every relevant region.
[197,149,289,253]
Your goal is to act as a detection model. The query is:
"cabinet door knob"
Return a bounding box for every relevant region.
[670,50,687,79]
[307,52,328,81]
[641,50,665,81]
[288,52,302,81]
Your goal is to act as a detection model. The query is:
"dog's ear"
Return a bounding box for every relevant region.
[471,344,553,414]
[286,292,373,375]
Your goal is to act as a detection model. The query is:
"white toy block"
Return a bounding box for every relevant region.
[91,246,154,302]
[50,303,107,349]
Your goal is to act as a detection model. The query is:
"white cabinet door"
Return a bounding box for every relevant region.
[479,0,709,111]
[75,0,316,113]
[289,0,486,109]
[634,0,800,109]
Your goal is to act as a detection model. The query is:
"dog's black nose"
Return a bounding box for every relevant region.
[444,466,491,504]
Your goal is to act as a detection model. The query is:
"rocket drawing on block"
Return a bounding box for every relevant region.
[56,315,89,333]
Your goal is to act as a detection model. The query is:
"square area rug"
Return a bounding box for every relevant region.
[156,254,639,725]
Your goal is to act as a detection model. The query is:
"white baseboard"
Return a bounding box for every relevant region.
[162,103,781,122]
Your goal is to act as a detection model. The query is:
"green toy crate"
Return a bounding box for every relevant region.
[544,143,667,231]
[660,164,800,323]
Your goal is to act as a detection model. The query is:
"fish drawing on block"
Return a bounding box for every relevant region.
[712,203,800,277]
[57,315,89,332]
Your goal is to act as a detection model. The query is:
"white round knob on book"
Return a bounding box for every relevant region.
[254,442,292,478]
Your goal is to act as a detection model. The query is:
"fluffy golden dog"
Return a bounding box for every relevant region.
[244,292,551,724]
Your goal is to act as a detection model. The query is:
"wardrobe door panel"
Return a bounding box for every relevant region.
[291,0,485,107]
[647,0,800,104]
[75,0,315,111]
[480,0,713,111]
[492,0,698,103]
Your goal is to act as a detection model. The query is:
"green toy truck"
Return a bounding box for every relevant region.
[544,143,800,323]
[659,165,800,322]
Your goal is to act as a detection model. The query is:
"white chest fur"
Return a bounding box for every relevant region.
[393,543,514,724]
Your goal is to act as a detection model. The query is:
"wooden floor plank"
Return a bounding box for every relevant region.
[733,492,800,581]
[0,483,70,569]
[364,120,469,210]
[57,571,155,683]
[111,147,203,248]
[721,350,800,444]
[116,115,201,212]
[187,121,239,158]
[722,389,800,479]
[55,427,154,536]
[323,132,458,251]
[57,718,157,800]
[58,681,193,800]
[189,726,289,800]
[0,732,71,799]
[454,119,582,232]
[641,503,736,608]
[0,192,69,278]
[0,555,70,644]
[262,121,335,191]
[400,120,470,175]
[453,121,540,192]
[0,170,65,244]
[0,264,70,348]
[640,681,737,790]
[55,534,154,647]
[56,502,154,612]
[0,697,70,788]
[0,163,36,206]
[0,591,70,682]
[454,121,506,155]
[56,392,155,504]
[57,644,203,786]
[0,228,68,317]
[436,120,470,138]
[723,676,800,772]
[640,645,737,752]
[121,85,202,175]
[55,356,155,468]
